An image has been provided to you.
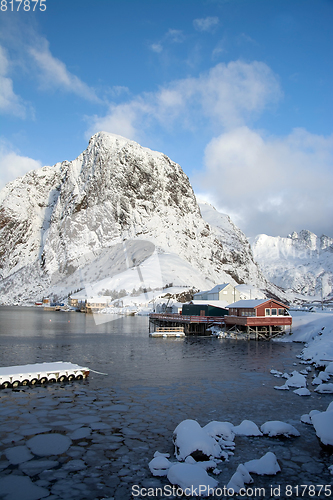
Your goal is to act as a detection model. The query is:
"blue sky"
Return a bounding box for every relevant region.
[0,0,332,237]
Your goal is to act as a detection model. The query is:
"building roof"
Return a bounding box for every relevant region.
[191,300,229,309]
[208,283,231,293]
[226,299,289,309]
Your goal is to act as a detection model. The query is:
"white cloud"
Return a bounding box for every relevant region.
[0,45,28,118]
[195,127,333,237]
[150,43,163,53]
[87,60,281,138]
[193,16,219,32]
[28,40,100,102]
[166,29,185,43]
[0,140,42,191]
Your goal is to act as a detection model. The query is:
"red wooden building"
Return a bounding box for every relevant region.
[225,299,292,339]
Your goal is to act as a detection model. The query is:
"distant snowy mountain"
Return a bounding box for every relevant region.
[0,132,277,305]
[251,230,333,301]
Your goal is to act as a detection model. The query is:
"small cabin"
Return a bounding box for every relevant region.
[225,299,292,337]
[227,299,290,318]
[182,301,229,317]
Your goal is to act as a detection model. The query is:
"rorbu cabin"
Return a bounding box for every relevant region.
[182,302,229,317]
[225,299,292,339]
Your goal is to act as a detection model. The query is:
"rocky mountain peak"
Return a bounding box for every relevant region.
[0,133,272,305]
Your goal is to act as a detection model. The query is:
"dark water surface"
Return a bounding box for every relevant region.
[0,306,332,499]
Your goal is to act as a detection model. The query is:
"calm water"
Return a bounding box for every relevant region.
[0,306,328,421]
[0,306,332,499]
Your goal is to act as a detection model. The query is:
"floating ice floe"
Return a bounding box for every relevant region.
[27,433,72,456]
[233,420,263,436]
[244,452,281,475]
[314,383,333,394]
[260,421,300,438]
[19,459,59,476]
[227,464,253,493]
[5,445,33,465]
[167,463,218,497]
[329,465,333,475]
[0,475,49,500]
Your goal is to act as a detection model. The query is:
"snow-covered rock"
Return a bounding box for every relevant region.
[167,463,218,497]
[173,419,222,461]
[314,383,333,394]
[293,387,311,396]
[244,452,281,475]
[148,456,173,477]
[202,421,235,442]
[260,421,300,438]
[227,464,253,493]
[311,411,333,447]
[232,420,263,436]
[274,370,307,390]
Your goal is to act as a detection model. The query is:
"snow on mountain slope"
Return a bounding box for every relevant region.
[198,201,286,300]
[0,132,273,305]
[251,231,333,300]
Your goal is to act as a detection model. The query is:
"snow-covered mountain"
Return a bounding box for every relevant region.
[251,231,333,301]
[0,132,277,305]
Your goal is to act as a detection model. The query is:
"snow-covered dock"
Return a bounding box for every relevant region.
[149,327,185,338]
[0,362,89,389]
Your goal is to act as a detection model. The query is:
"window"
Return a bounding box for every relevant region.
[278,308,284,316]
[265,308,270,316]
[271,308,277,316]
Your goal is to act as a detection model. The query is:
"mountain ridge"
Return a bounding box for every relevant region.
[0,131,277,305]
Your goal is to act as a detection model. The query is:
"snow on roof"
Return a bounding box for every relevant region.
[208,283,231,293]
[191,300,229,309]
[226,299,271,309]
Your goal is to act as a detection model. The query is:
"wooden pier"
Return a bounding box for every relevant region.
[149,326,185,338]
[149,313,225,335]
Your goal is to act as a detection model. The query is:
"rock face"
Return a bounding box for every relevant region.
[251,231,333,300]
[0,132,271,304]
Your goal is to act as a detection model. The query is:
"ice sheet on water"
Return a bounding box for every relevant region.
[27,433,72,456]
[69,427,91,440]
[19,459,59,476]
[5,445,33,465]
[0,475,49,500]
